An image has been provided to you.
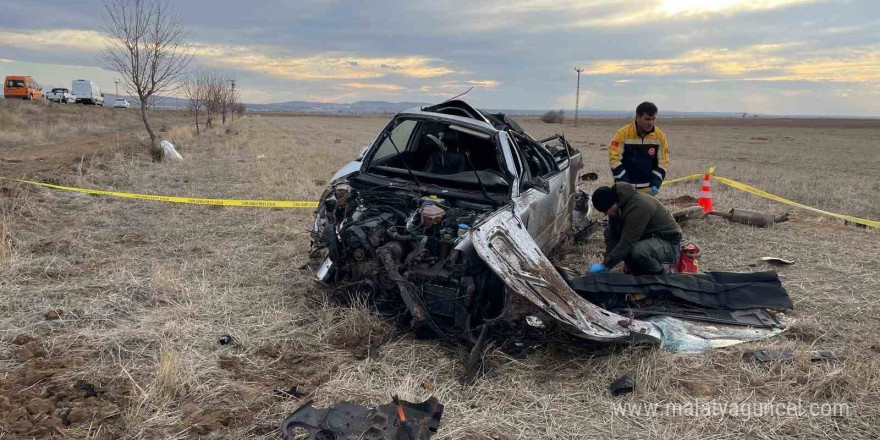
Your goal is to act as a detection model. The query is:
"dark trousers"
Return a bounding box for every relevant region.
[605,222,679,275]
[626,237,678,275]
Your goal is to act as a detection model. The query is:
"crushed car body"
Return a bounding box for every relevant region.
[310,100,790,351]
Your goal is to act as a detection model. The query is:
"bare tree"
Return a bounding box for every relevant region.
[182,70,208,135]
[233,102,246,117]
[100,0,192,161]
[218,77,237,125]
[202,71,223,130]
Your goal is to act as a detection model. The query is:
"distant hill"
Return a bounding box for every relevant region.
[16,93,869,118]
[245,100,431,114]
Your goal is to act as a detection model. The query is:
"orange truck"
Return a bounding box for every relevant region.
[4,75,43,100]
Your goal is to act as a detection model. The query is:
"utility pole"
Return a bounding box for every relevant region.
[574,67,584,127]
[228,79,237,121]
[114,80,119,149]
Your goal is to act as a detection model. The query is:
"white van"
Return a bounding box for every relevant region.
[72,80,104,106]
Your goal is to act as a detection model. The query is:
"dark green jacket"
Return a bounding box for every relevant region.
[603,183,681,268]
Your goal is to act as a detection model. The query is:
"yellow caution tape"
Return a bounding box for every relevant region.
[663,173,703,185]
[0,177,319,209]
[665,167,714,185]
[663,166,877,228]
[711,175,879,229]
[5,172,877,227]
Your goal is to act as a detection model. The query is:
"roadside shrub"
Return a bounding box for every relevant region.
[541,109,565,123]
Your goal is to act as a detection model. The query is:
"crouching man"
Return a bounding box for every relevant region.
[588,183,682,275]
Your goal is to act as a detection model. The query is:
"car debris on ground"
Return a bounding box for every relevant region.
[710,208,789,227]
[759,256,795,266]
[280,396,443,440]
[671,205,707,224]
[610,374,635,396]
[752,349,837,363]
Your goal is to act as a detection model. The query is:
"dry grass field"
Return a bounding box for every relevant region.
[1,103,879,439]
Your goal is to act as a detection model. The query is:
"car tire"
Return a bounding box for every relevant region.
[27,94,33,101]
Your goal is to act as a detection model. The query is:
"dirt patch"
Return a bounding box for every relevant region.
[0,133,132,177]
[663,194,699,205]
[218,343,342,396]
[180,401,234,436]
[1,336,126,438]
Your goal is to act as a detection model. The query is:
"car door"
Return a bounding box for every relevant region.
[509,135,561,252]
[540,135,582,248]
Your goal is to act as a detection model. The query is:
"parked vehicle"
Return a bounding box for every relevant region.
[112,98,132,108]
[72,79,104,105]
[46,88,75,104]
[4,76,43,100]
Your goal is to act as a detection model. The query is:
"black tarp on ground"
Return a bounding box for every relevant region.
[558,269,794,311]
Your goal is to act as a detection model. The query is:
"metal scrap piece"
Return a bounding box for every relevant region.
[753,349,837,363]
[623,307,781,328]
[710,208,790,227]
[610,374,635,396]
[759,257,795,266]
[280,397,443,440]
[671,206,707,224]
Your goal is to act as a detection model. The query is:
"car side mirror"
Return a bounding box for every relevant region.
[524,177,550,194]
[355,146,369,161]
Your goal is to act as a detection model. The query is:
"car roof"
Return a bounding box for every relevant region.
[397,106,498,134]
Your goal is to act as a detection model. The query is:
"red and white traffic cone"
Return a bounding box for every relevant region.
[697,171,713,214]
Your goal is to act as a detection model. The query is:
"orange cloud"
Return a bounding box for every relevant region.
[656,0,819,16]
[467,80,501,88]
[0,29,458,81]
[584,43,880,83]
[0,29,108,52]
[194,45,458,80]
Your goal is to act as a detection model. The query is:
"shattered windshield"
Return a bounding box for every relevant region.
[365,117,510,193]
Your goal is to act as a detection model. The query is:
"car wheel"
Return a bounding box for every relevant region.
[28,94,33,101]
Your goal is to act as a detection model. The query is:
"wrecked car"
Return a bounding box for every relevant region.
[310,100,661,344]
[310,100,790,353]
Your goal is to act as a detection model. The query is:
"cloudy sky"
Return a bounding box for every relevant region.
[1,0,878,115]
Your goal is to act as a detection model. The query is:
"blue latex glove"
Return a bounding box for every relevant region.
[648,186,659,196]
[589,263,608,273]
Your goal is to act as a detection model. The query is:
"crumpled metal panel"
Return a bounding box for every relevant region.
[470,208,661,343]
[280,397,443,440]
[647,315,792,353]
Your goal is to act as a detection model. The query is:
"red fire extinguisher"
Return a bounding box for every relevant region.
[673,243,701,274]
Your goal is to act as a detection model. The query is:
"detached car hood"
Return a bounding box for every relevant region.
[470,208,662,343]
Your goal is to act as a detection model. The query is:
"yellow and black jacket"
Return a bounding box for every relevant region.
[608,122,669,189]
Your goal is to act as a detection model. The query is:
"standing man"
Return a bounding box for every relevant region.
[588,183,681,275]
[608,102,668,196]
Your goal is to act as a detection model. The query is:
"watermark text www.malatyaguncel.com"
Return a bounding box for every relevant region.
[612,400,851,419]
